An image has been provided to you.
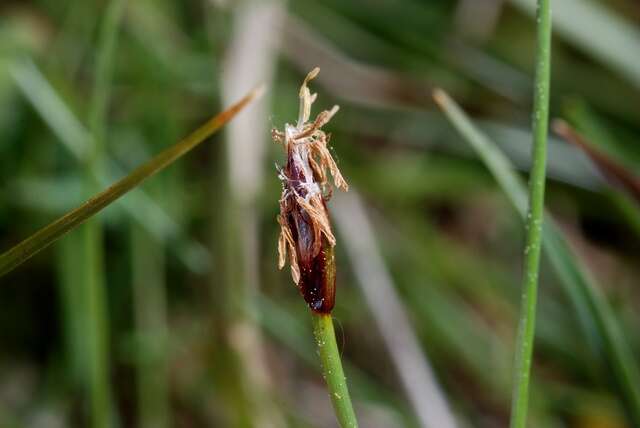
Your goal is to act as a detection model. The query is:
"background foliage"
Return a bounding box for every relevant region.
[1,0,640,427]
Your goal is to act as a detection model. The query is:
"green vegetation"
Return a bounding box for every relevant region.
[1,1,640,427]
[511,1,550,425]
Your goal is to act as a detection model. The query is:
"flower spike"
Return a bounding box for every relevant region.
[273,68,348,313]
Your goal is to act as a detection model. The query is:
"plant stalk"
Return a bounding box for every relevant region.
[311,312,358,428]
[510,0,552,427]
[83,1,127,425]
[434,88,640,428]
[132,224,169,428]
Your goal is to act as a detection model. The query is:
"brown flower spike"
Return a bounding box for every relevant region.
[274,68,348,313]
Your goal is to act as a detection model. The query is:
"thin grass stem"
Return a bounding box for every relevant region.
[311,312,358,428]
[82,1,127,425]
[509,1,552,426]
[132,224,169,428]
[55,233,88,384]
[434,88,640,426]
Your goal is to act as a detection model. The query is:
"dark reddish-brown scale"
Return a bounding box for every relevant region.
[282,142,337,313]
[297,240,335,313]
[285,207,336,314]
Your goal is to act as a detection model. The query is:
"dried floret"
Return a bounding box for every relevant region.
[274,68,348,313]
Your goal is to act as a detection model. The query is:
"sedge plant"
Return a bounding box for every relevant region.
[436,0,552,426]
[273,68,358,427]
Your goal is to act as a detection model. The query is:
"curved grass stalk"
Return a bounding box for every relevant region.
[9,59,211,273]
[0,85,264,277]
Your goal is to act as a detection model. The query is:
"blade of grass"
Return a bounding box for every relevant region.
[83,221,110,428]
[553,120,640,203]
[607,191,640,240]
[433,89,640,426]
[509,0,640,89]
[0,85,264,277]
[131,223,170,428]
[82,1,126,425]
[507,0,552,426]
[55,233,89,384]
[89,0,124,149]
[562,99,640,170]
[213,3,287,426]
[558,103,640,239]
[9,58,211,273]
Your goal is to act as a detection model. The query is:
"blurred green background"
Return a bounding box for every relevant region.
[1,0,640,427]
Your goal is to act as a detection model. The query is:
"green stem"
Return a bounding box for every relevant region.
[311,312,358,428]
[434,89,640,427]
[83,223,110,428]
[510,1,552,427]
[56,233,88,384]
[83,1,127,426]
[132,224,169,428]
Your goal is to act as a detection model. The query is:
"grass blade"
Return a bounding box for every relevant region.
[212,3,288,425]
[131,223,169,428]
[55,233,89,384]
[509,0,640,89]
[0,85,264,277]
[9,59,211,273]
[83,1,126,425]
[434,89,640,426]
[88,0,125,147]
[553,120,640,203]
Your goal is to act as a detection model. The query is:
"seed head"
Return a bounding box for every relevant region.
[274,68,348,313]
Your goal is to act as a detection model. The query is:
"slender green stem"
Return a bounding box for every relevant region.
[89,0,125,148]
[132,224,169,428]
[83,1,127,426]
[311,312,358,428]
[434,89,640,427]
[83,223,110,428]
[56,233,88,384]
[510,1,552,426]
